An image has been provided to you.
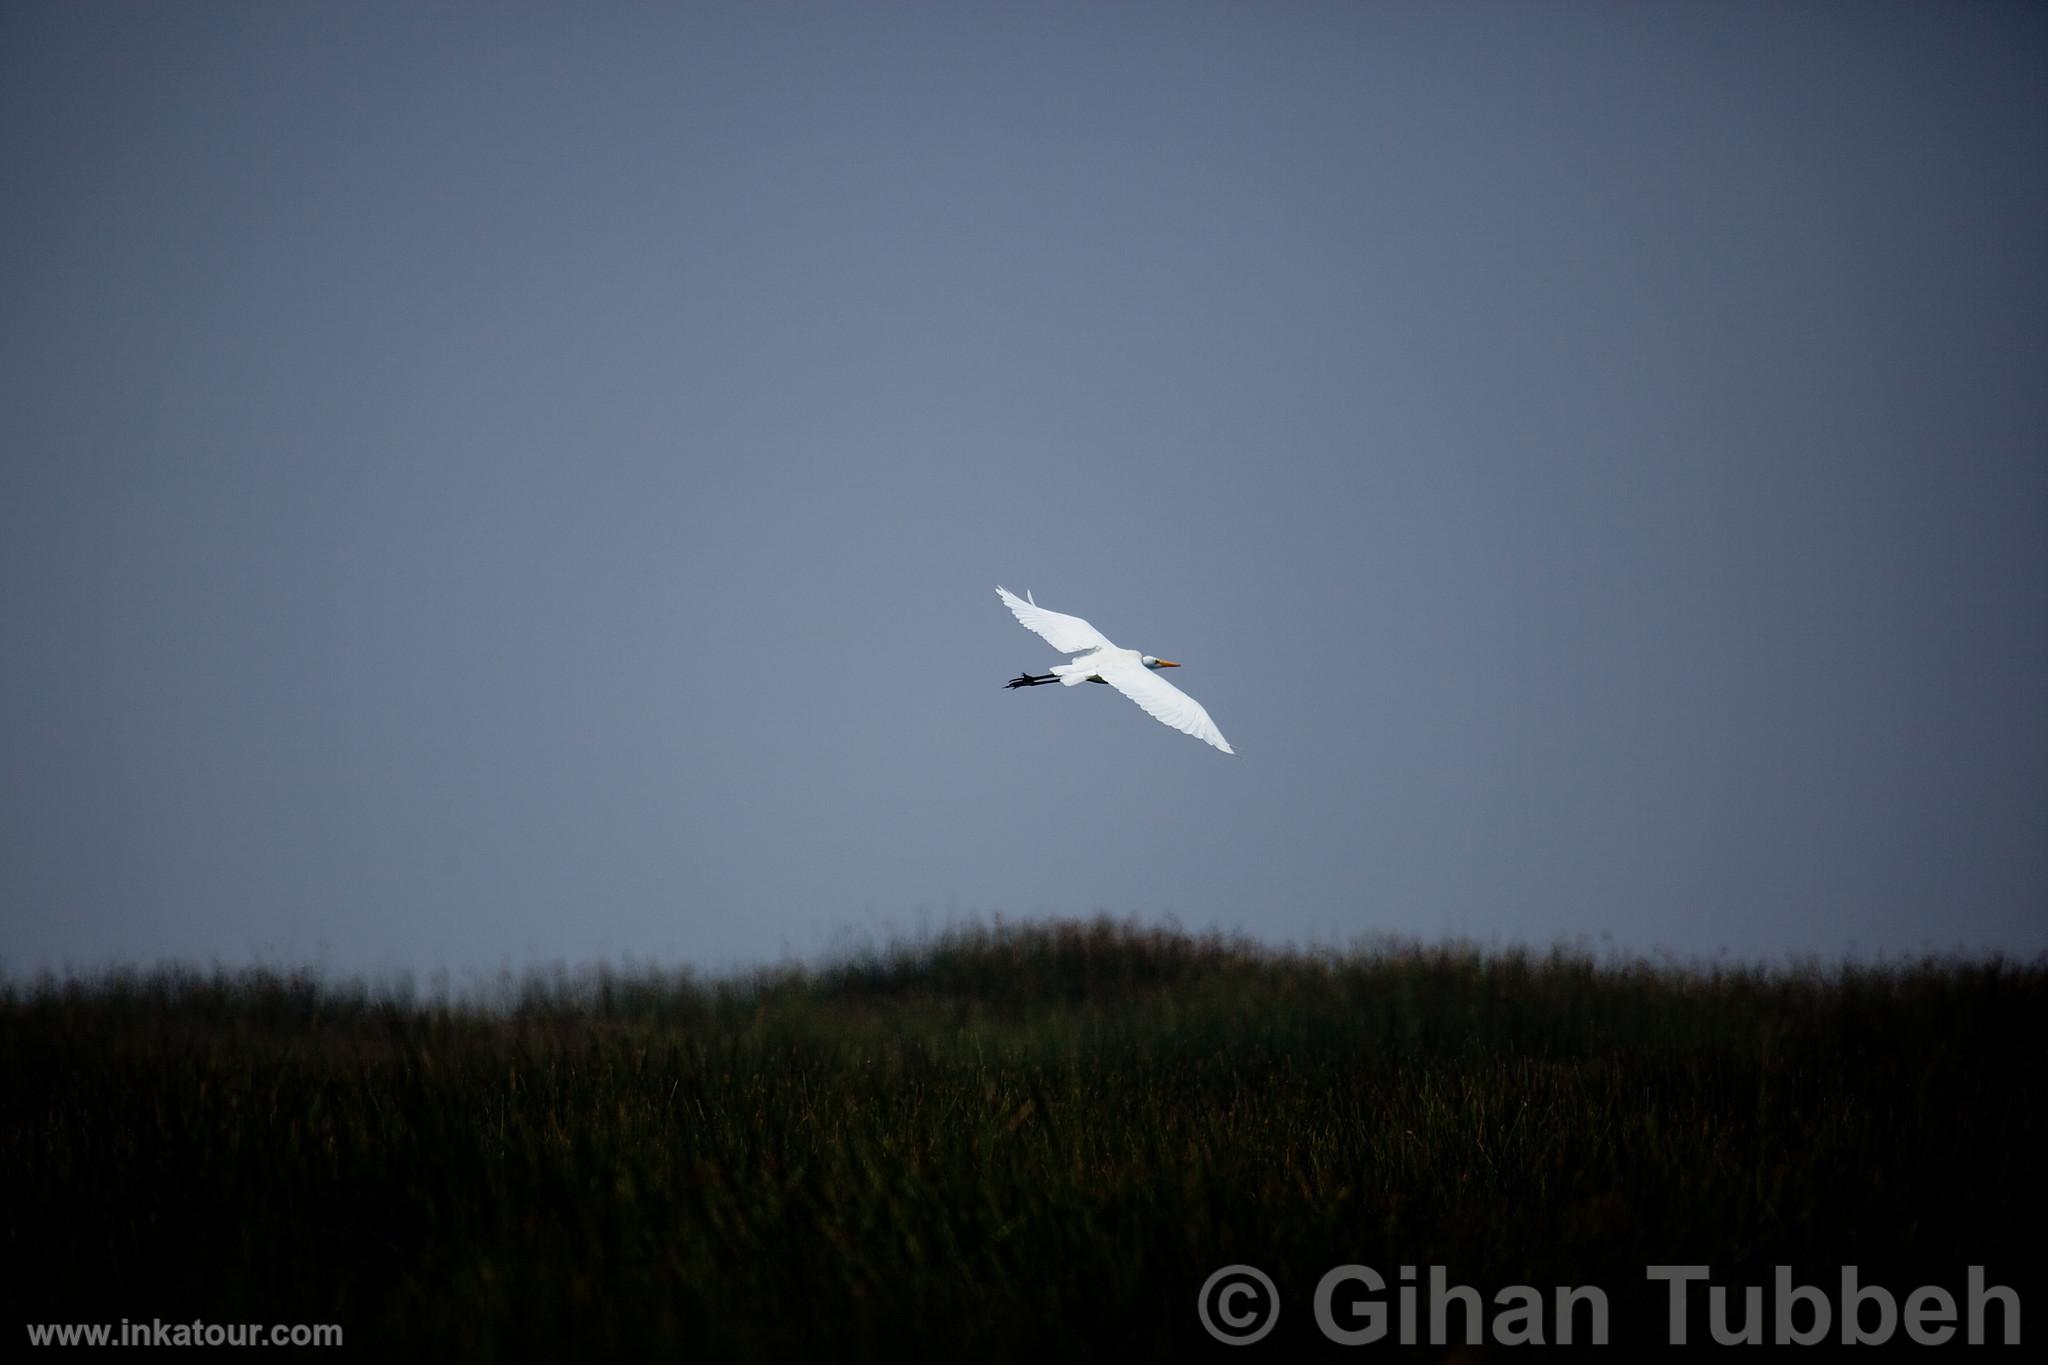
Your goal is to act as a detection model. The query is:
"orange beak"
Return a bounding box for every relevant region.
[1155,659,1181,668]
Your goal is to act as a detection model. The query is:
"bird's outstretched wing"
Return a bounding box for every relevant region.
[996,585,1116,655]
[1096,656,1235,754]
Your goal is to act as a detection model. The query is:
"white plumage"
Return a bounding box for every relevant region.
[996,586,1234,754]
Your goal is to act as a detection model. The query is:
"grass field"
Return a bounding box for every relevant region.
[5,919,2042,1358]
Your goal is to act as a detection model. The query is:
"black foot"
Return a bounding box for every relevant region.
[1006,672,1056,688]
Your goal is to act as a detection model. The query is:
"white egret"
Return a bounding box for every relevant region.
[996,585,1234,754]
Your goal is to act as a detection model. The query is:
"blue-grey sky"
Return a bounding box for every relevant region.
[4,2,2044,975]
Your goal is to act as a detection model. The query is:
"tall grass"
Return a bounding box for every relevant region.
[5,919,2042,1358]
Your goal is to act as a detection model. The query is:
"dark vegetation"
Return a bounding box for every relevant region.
[5,920,2043,1358]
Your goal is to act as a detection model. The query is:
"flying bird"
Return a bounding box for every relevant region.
[996,585,1234,754]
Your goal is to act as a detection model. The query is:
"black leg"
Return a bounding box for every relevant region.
[1006,672,1058,688]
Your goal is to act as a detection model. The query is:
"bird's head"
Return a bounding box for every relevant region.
[1141,656,1180,670]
